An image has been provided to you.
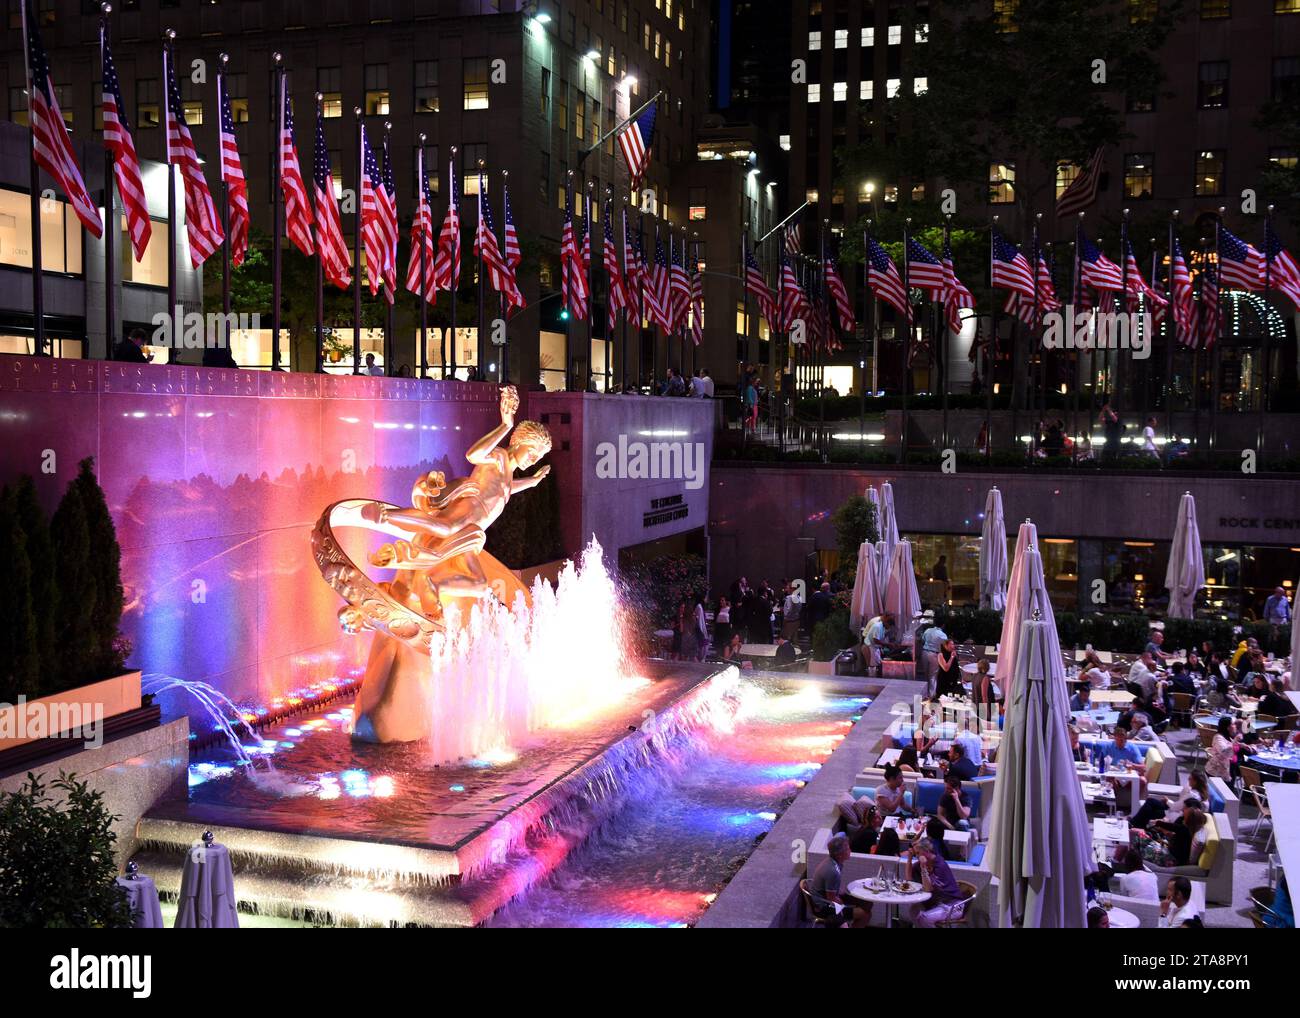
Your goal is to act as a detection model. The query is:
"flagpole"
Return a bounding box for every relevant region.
[580,88,662,166]
[447,145,457,381]
[383,122,394,375]
[20,0,46,356]
[1166,211,1178,446]
[352,108,363,375]
[819,219,828,435]
[1259,205,1274,458]
[759,200,812,246]
[636,207,646,392]
[1211,210,1224,453]
[1077,214,1094,458]
[163,31,178,358]
[417,136,428,379]
[101,10,116,360]
[1029,214,1041,457]
[900,217,911,465]
[740,228,751,388]
[942,216,952,452]
[476,160,486,381]
[691,231,700,385]
[312,93,324,375]
[587,179,597,391]
[218,55,231,333]
[651,216,660,392]
[563,169,573,391]
[607,186,616,392]
[501,169,511,385]
[992,216,1003,465]
[271,54,284,371]
[621,196,630,394]
[859,225,869,443]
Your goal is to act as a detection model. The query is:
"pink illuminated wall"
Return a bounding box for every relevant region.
[0,354,503,720]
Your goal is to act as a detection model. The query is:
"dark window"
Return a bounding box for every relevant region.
[1197,61,1229,108]
[414,61,439,114]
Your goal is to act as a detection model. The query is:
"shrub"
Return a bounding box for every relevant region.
[812,609,855,661]
[620,553,709,645]
[0,772,133,928]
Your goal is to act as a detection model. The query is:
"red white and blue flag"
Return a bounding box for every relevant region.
[1219,226,1264,292]
[1123,239,1167,320]
[669,234,691,332]
[359,125,391,297]
[560,186,589,319]
[689,252,704,345]
[1079,232,1122,293]
[1169,237,1196,342]
[1198,261,1220,349]
[164,45,223,267]
[779,254,809,332]
[941,234,975,335]
[404,148,437,303]
[866,236,911,323]
[278,80,313,257]
[617,100,656,191]
[603,200,628,331]
[823,250,855,333]
[379,136,399,300]
[1003,244,1058,327]
[501,178,524,309]
[474,171,517,308]
[744,246,777,327]
[215,70,247,267]
[312,105,351,289]
[649,230,672,332]
[24,6,101,237]
[1264,220,1300,312]
[101,28,150,260]
[1056,148,1105,219]
[432,153,460,293]
[990,229,1034,297]
[905,236,947,296]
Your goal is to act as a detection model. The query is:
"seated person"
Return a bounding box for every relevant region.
[848,803,884,854]
[871,827,902,857]
[1111,846,1160,901]
[941,741,980,782]
[772,635,797,665]
[1204,676,1240,711]
[807,833,870,928]
[937,773,972,832]
[874,763,911,816]
[1128,712,1158,742]
[1183,651,1207,686]
[1126,652,1160,705]
[953,724,984,768]
[1070,685,1092,713]
[866,611,903,662]
[1087,906,1110,929]
[1096,726,1148,772]
[903,822,966,927]
[1144,801,1207,868]
[1163,662,1198,713]
[1145,629,1172,664]
[1068,724,1087,762]
[1260,678,1298,719]
[1159,876,1200,929]
[1130,770,1209,830]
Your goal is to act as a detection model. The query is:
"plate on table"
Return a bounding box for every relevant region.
[896,881,920,893]
[866,878,888,892]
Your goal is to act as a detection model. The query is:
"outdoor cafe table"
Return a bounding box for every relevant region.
[1093,816,1130,846]
[1105,906,1140,929]
[1077,762,1143,816]
[845,878,931,928]
[1073,709,1120,728]
[1196,713,1275,732]
[739,643,779,658]
[1090,689,1136,705]
[1247,747,1300,775]
[1268,784,1300,891]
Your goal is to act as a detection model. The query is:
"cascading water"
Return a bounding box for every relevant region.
[421,539,642,764]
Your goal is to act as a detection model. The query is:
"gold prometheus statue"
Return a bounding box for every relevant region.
[311,385,552,742]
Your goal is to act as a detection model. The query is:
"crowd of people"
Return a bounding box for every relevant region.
[667,576,811,667]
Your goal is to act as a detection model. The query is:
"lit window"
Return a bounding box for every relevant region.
[809,30,822,50]
[318,67,342,119]
[1197,61,1228,109]
[414,60,439,114]
[989,161,1016,204]
[1123,152,1154,199]
[861,26,874,46]
[888,24,902,44]
[1200,0,1230,15]
[915,23,929,43]
[808,83,821,102]
[364,64,390,117]
[994,0,1020,32]
[913,77,928,94]
[835,29,848,48]
[463,58,490,110]
[1055,161,1079,199]
[779,134,791,150]
[886,78,901,98]
[860,80,874,99]
[833,81,847,101]
[1194,150,1225,196]
[1270,148,1298,171]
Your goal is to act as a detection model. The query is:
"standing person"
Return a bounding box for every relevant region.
[742,371,759,430]
[363,352,385,376]
[1098,395,1121,463]
[920,622,949,701]
[697,368,714,398]
[935,638,962,698]
[807,581,834,630]
[743,584,770,643]
[672,601,687,660]
[113,327,151,363]
[713,596,733,654]
[659,366,685,396]
[1264,586,1291,644]
[1141,416,1160,461]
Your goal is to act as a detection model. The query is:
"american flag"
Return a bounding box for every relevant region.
[101,29,150,260]
[823,251,855,332]
[278,80,313,257]
[778,254,809,332]
[630,219,650,323]
[164,46,223,267]
[1169,237,1196,342]
[784,219,802,256]
[744,246,777,327]
[1003,244,1059,327]
[689,251,704,345]
[379,136,399,301]
[1264,220,1300,312]
[1056,148,1105,218]
[604,201,629,331]
[866,235,911,322]
[432,153,460,292]
[403,147,437,303]
[560,185,588,319]
[1218,226,1263,292]
[1122,239,1167,320]
[1198,260,1220,349]
[648,229,672,332]
[669,234,691,331]
[474,171,515,306]
[617,100,656,191]
[501,178,524,308]
[990,229,1034,296]
[24,7,101,237]
[1079,232,1122,292]
[625,215,645,321]
[906,236,947,296]
[941,234,975,335]
[312,104,351,289]
[359,126,389,297]
[215,70,247,267]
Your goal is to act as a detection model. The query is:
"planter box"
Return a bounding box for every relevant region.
[0,671,142,752]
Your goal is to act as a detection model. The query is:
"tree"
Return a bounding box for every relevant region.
[0,490,39,701]
[831,495,880,582]
[70,460,127,679]
[50,472,95,691]
[0,773,133,928]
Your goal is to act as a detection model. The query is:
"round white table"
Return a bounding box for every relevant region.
[1105,905,1140,929]
[845,878,932,928]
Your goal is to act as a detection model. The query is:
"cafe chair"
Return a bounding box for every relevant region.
[1242,780,1275,853]
[934,881,979,928]
[1168,692,1195,729]
[1247,886,1285,929]
[798,879,830,928]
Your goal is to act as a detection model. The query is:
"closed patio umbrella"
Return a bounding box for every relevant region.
[849,541,881,630]
[1164,491,1205,619]
[884,539,922,644]
[877,482,899,590]
[986,521,1094,928]
[1290,577,1300,691]
[979,486,1008,612]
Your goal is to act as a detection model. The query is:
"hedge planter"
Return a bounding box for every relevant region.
[0,671,142,753]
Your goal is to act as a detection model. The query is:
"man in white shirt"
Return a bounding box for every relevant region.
[1112,849,1160,901]
[363,353,385,376]
[1142,416,1159,458]
[688,371,707,397]
[696,368,714,398]
[954,726,984,768]
[1159,876,1200,927]
[1127,652,1159,704]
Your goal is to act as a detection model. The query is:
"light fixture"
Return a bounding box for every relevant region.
[584,49,600,62]
[533,11,551,24]
[621,74,637,88]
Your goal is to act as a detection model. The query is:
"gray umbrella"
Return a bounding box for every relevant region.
[986,521,1094,928]
[849,541,882,630]
[877,482,900,590]
[1164,491,1205,619]
[979,486,1008,612]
